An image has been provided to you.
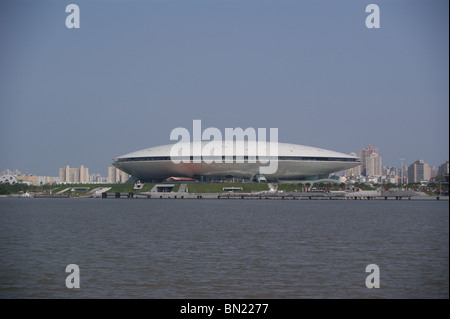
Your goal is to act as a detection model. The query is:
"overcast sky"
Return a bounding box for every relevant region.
[0,0,448,176]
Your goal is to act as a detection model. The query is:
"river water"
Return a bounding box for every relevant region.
[0,198,448,298]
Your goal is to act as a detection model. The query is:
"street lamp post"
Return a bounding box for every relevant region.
[399,158,405,190]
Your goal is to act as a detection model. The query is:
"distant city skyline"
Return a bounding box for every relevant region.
[1,0,448,176]
[2,154,448,181]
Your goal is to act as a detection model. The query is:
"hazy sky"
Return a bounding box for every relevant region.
[0,0,448,176]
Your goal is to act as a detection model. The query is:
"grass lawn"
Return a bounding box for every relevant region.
[276,183,307,192]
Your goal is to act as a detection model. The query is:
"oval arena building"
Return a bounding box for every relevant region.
[112,141,361,182]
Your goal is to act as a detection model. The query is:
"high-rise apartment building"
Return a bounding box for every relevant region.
[359,145,382,176]
[107,167,130,184]
[438,160,449,176]
[59,165,89,183]
[408,160,431,183]
[366,153,382,176]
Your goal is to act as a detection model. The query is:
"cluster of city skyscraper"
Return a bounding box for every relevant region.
[345,145,383,179]
[58,165,130,184]
[344,145,449,184]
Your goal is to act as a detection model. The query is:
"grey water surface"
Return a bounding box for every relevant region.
[0,198,448,298]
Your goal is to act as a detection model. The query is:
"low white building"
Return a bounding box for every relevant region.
[0,174,17,184]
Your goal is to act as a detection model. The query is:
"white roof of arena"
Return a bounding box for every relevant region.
[115,141,358,160]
